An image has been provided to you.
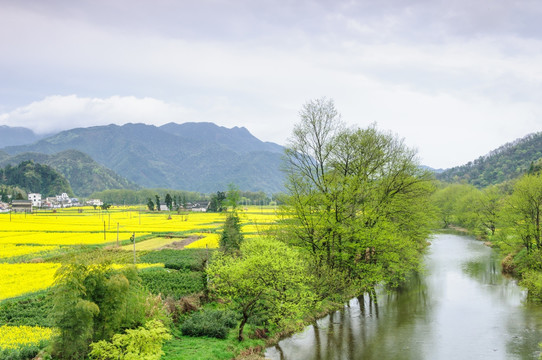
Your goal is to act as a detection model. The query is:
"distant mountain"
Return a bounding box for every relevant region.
[420,165,444,174]
[0,160,73,197]
[436,132,542,187]
[3,122,286,193]
[0,150,139,197]
[0,126,49,147]
[160,122,284,154]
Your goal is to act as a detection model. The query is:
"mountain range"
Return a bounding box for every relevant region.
[2,122,286,194]
[2,122,540,196]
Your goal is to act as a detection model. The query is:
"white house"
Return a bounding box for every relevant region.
[86,199,103,207]
[28,193,42,207]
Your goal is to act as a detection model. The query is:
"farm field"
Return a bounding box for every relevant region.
[0,205,281,355]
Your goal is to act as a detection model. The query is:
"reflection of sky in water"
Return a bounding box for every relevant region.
[266,234,542,360]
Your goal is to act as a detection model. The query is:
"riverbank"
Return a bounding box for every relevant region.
[263,234,542,360]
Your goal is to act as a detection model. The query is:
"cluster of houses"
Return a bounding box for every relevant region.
[0,193,103,212]
[0,194,210,213]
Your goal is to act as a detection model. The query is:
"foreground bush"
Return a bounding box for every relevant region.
[89,320,171,360]
[180,310,237,339]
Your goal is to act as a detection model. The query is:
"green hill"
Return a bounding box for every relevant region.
[436,132,542,187]
[3,123,286,193]
[0,160,73,197]
[0,150,139,197]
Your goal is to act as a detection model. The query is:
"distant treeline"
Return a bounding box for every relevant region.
[89,188,278,206]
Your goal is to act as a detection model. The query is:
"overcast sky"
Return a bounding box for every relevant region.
[1,0,541,169]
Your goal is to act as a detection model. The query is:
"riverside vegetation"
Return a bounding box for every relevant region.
[5,98,540,359]
[0,99,437,359]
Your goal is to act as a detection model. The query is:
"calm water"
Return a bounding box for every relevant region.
[265,234,542,360]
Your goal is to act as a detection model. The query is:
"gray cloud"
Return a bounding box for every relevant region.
[1,0,541,168]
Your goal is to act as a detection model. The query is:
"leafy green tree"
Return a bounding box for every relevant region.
[50,261,146,359]
[207,237,315,341]
[219,212,244,254]
[505,174,542,252]
[473,185,504,236]
[209,191,226,212]
[155,195,160,211]
[165,193,173,211]
[225,184,241,211]
[146,198,154,211]
[101,203,112,210]
[281,98,435,292]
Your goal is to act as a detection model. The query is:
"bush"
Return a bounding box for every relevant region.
[0,341,45,360]
[520,270,542,302]
[89,320,171,360]
[139,249,210,272]
[180,310,237,339]
[140,268,204,299]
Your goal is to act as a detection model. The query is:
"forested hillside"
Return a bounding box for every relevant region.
[3,122,286,193]
[0,150,138,197]
[0,160,74,197]
[436,132,542,187]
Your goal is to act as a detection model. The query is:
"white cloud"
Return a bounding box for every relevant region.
[1,1,542,169]
[0,95,191,134]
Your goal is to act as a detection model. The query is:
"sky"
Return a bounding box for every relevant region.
[1,0,541,169]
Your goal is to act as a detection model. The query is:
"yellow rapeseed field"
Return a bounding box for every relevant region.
[0,263,61,300]
[0,206,281,300]
[0,206,283,352]
[0,244,59,259]
[0,325,56,350]
[184,233,220,249]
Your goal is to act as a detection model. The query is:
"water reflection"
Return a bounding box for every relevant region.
[266,234,542,360]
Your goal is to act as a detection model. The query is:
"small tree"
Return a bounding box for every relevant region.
[225,184,241,211]
[147,198,154,211]
[89,320,171,360]
[219,212,244,254]
[165,194,173,211]
[50,261,146,359]
[209,191,226,212]
[208,238,314,341]
[155,195,161,211]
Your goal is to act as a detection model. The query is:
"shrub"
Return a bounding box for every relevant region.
[0,344,41,360]
[180,310,237,339]
[89,320,171,360]
[140,269,204,299]
[520,270,542,302]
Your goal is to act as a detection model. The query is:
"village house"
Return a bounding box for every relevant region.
[86,199,103,207]
[187,201,210,212]
[11,200,33,212]
[28,193,42,208]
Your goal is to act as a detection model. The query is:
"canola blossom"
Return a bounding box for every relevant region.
[184,233,220,249]
[0,325,56,350]
[0,244,58,259]
[0,206,280,300]
[0,263,61,300]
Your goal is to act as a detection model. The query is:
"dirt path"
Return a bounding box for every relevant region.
[158,235,202,250]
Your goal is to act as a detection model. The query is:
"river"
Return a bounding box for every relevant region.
[265,234,542,360]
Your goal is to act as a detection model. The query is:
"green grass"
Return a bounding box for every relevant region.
[163,326,265,360]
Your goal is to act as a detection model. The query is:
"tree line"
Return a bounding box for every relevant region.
[431,160,542,300]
